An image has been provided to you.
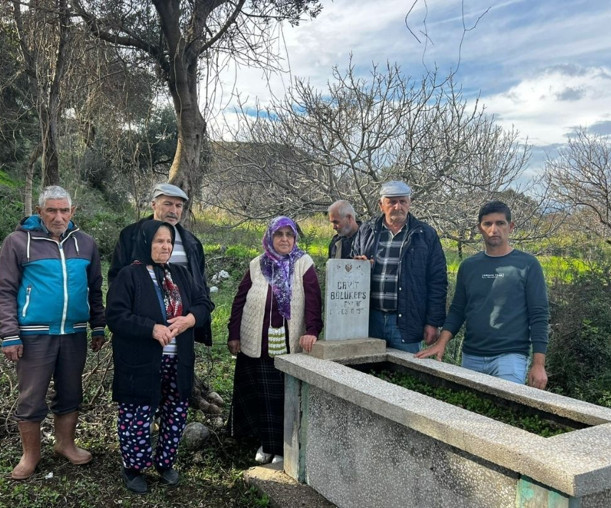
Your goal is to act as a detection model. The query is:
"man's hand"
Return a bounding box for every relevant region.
[299,334,317,353]
[353,255,374,265]
[527,353,548,389]
[414,342,447,361]
[90,335,106,352]
[3,345,23,363]
[414,330,453,361]
[228,340,240,355]
[422,325,439,345]
[167,314,196,336]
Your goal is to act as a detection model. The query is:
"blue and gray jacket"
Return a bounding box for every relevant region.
[0,215,105,347]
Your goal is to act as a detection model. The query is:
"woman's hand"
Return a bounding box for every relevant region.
[167,313,196,336]
[153,324,174,346]
[299,334,317,353]
[227,340,241,355]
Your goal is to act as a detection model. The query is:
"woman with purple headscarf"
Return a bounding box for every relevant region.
[227,216,322,464]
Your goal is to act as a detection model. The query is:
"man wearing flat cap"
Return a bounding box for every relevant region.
[109,183,213,345]
[352,181,447,352]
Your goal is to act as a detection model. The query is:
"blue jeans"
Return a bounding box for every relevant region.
[369,309,421,353]
[461,352,528,384]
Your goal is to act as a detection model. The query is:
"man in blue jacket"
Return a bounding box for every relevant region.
[0,186,106,480]
[352,181,447,352]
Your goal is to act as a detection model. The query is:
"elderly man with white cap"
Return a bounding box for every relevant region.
[109,183,213,345]
[352,181,447,352]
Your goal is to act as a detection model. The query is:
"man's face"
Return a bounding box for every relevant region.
[478,212,514,249]
[151,195,185,225]
[379,196,411,226]
[328,210,354,237]
[37,199,74,239]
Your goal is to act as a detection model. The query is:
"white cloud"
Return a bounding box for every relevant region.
[203,0,611,152]
[483,66,611,146]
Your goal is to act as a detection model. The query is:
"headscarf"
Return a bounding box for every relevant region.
[133,220,183,320]
[260,216,305,319]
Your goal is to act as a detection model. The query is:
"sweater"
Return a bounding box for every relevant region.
[443,249,549,356]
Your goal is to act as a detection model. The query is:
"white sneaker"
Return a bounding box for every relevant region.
[271,455,284,464]
[255,446,273,464]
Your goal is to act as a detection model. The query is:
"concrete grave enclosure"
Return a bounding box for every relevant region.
[276,343,611,508]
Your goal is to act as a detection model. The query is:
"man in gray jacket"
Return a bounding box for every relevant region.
[0,186,106,480]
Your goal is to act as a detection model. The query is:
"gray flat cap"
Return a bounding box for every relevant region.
[152,183,188,201]
[380,180,412,197]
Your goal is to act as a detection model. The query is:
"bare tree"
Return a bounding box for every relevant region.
[210,61,556,253]
[8,0,75,189]
[71,0,322,222]
[544,129,611,243]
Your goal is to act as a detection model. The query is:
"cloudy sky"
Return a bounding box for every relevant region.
[208,0,611,176]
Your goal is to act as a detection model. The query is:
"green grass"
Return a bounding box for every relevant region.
[1,209,609,505]
[373,369,575,437]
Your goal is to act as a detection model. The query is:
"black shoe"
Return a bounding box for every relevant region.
[158,467,179,486]
[121,467,147,494]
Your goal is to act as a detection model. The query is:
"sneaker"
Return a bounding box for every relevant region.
[254,446,273,464]
[157,467,179,486]
[271,455,284,464]
[121,467,147,494]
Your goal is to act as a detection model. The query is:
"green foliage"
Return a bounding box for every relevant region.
[0,179,25,242]
[546,255,611,407]
[375,370,573,437]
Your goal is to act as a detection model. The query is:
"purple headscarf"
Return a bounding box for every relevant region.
[260,216,305,319]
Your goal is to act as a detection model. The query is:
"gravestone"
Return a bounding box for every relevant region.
[324,259,370,340]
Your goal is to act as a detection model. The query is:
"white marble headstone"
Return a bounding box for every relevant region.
[324,259,370,340]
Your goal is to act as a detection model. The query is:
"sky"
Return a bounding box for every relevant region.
[207,0,611,177]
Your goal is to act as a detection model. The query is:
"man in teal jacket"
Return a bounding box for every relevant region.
[416,201,549,389]
[0,186,106,480]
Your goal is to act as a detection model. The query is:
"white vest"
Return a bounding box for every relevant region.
[239,254,313,358]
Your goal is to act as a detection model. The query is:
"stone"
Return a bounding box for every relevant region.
[182,422,210,450]
[324,259,370,340]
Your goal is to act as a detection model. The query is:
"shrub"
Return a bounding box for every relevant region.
[546,256,611,407]
[0,180,26,243]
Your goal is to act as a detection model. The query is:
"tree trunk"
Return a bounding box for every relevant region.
[166,40,207,227]
[25,143,42,216]
[39,104,60,187]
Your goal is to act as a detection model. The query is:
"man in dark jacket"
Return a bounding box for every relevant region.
[328,200,361,259]
[0,185,106,480]
[352,181,447,352]
[108,183,213,345]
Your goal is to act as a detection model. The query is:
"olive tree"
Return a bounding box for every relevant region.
[72,0,323,220]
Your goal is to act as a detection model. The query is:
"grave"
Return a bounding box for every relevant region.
[272,260,611,507]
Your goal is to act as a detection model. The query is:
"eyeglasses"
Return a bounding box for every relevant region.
[273,231,295,238]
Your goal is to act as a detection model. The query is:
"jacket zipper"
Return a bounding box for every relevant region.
[22,286,32,318]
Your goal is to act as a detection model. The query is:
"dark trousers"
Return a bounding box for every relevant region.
[15,333,87,421]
